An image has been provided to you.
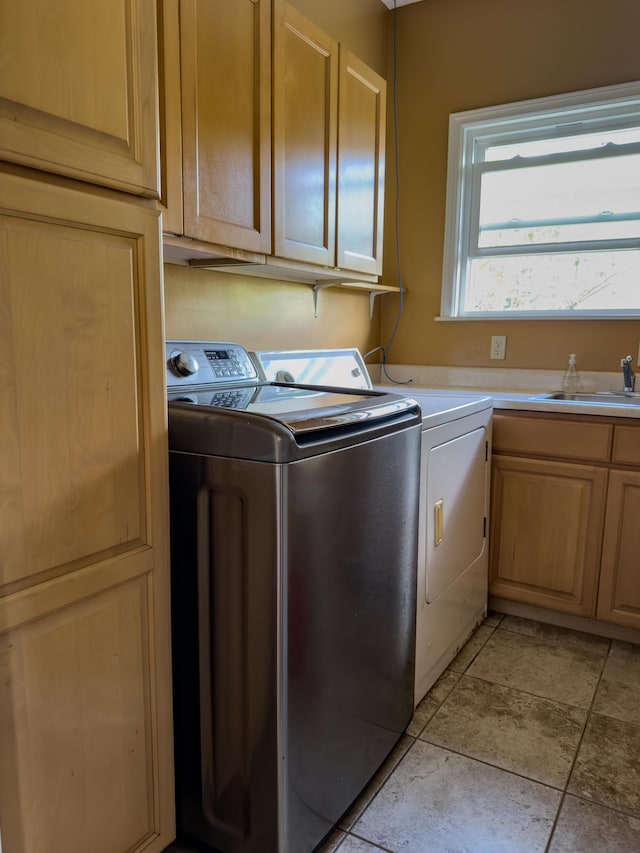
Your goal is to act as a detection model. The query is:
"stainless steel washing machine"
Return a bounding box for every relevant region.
[166,341,421,853]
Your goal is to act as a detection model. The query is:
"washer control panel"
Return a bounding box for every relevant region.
[166,340,259,390]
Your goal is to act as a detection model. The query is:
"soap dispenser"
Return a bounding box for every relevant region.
[561,353,581,395]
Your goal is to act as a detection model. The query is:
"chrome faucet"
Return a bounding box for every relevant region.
[622,355,636,392]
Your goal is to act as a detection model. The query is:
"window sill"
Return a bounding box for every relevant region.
[435,312,640,321]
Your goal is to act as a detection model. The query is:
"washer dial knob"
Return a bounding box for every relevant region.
[170,351,199,377]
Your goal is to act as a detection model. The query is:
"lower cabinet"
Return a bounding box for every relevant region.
[0,168,174,853]
[0,578,168,853]
[597,469,640,629]
[490,455,607,617]
[489,411,640,629]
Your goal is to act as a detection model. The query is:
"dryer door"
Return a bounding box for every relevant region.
[425,426,487,603]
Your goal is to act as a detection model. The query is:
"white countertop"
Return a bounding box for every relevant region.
[374,365,640,420]
[374,385,493,428]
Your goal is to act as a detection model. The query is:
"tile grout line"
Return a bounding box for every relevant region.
[456,669,603,712]
[335,635,498,853]
[424,617,617,853]
[414,736,568,794]
[340,733,418,826]
[335,830,394,853]
[336,736,417,850]
[542,635,613,853]
[328,617,636,853]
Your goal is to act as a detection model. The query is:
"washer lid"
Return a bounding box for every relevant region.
[169,382,374,414]
[168,385,421,461]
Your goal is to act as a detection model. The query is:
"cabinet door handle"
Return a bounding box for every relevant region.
[434,499,444,546]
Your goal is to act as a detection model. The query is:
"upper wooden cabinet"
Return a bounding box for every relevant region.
[272,2,338,268]
[160,0,387,280]
[0,0,160,197]
[336,50,386,276]
[161,0,272,255]
[273,1,386,276]
[0,169,174,853]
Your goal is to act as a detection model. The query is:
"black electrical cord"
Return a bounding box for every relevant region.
[378,0,412,385]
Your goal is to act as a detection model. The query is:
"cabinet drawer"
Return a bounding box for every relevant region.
[493,413,612,462]
[612,425,640,466]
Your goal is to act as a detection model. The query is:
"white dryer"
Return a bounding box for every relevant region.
[252,349,493,706]
[409,394,492,703]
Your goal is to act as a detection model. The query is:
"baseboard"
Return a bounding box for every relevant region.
[489,596,640,645]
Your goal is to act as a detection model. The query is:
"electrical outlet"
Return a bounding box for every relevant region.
[490,335,507,360]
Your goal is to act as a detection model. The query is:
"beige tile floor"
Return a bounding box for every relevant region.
[167,612,640,853]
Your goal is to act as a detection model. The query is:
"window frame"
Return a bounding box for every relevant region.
[440,80,640,320]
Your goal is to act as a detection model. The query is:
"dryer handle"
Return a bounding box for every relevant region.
[434,499,444,547]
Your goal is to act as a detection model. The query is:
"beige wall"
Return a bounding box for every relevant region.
[290,0,388,76]
[381,0,640,371]
[163,0,388,354]
[163,265,379,352]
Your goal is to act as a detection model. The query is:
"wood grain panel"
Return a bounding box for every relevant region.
[489,455,607,616]
[492,412,612,462]
[273,0,338,265]
[597,469,640,629]
[180,0,271,251]
[336,49,386,275]
[0,576,154,853]
[159,0,184,235]
[0,0,159,196]
[0,166,174,853]
[612,424,640,467]
[0,215,144,589]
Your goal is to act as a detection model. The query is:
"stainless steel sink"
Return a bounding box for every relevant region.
[531,391,640,406]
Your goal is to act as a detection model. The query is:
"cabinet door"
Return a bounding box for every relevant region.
[424,428,487,604]
[273,0,338,266]
[489,455,607,617]
[0,170,173,853]
[159,0,184,235]
[179,0,271,252]
[0,0,159,196]
[597,469,640,629]
[336,50,386,275]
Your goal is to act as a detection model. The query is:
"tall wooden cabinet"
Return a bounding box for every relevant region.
[0,169,174,853]
[0,2,174,851]
[0,0,159,197]
[490,411,640,629]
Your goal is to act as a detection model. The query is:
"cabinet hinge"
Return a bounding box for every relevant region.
[483,517,487,538]
[485,441,489,462]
